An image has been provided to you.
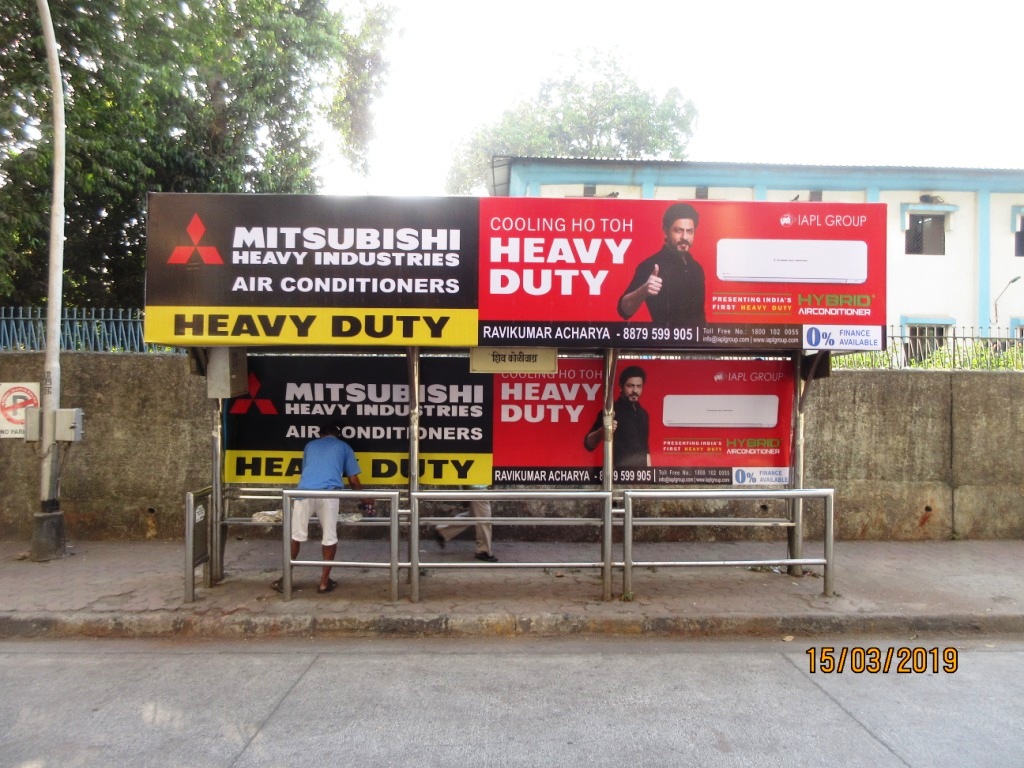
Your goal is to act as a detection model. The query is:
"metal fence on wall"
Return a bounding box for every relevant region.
[830,327,1024,371]
[1,308,1022,370]
[0,307,182,354]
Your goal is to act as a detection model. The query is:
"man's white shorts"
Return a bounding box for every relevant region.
[292,497,339,546]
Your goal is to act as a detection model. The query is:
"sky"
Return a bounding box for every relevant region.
[321,0,1022,196]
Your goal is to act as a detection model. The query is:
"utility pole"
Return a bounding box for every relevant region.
[31,0,67,561]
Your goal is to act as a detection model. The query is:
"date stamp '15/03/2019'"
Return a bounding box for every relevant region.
[806,646,958,674]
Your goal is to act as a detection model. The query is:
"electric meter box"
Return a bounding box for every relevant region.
[23,406,40,442]
[207,347,248,399]
[55,408,84,442]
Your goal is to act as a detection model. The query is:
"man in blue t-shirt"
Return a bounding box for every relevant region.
[272,423,371,594]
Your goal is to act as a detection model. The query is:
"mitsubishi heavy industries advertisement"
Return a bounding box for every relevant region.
[146,194,886,352]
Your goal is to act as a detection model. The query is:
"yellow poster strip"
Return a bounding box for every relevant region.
[145,306,478,346]
[224,451,493,485]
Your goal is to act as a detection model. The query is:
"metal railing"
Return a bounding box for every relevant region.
[3,310,1023,369]
[622,488,834,598]
[831,326,1024,371]
[411,489,615,602]
[0,307,182,354]
[281,489,404,601]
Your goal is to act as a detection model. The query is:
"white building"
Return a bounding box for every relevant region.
[489,157,1024,340]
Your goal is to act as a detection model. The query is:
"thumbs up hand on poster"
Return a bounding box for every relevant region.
[644,264,662,297]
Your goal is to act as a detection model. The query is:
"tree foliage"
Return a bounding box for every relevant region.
[0,0,392,306]
[446,54,698,195]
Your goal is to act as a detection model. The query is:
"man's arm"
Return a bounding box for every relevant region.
[583,417,617,452]
[618,264,661,319]
[583,424,603,452]
[347,474,375,510]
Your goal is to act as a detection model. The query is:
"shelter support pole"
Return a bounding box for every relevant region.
[602,349,617,596]
[408,347,421,602]
[788,354,804,575]
[790,351,829,577]
[601,349,618,492]
[211,401,224,583]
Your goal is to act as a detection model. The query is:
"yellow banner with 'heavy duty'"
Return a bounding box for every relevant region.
[224,451,493,485]
[145,307,479,347]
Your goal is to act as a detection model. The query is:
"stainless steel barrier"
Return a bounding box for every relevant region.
[410,489,615,602]
[214,485,284,582]
[622,488,834,597]
[281,489,403,601]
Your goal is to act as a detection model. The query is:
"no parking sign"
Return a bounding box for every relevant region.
[0,383,40,438]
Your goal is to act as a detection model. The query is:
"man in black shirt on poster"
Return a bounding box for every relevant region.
[618,202,706,327]
[583,365,650,469]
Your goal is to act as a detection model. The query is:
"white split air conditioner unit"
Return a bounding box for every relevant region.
[662,395,780,429]
[716,239,868,284]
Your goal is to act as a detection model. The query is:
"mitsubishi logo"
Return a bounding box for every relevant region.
[168,214,224,264]
[229,372,278,415]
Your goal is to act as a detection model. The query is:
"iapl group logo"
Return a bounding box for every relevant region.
[167,213,224,265]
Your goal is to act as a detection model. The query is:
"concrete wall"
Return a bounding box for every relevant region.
[1,354,1022,541]
[803,370,1024,540]
[0,354,215,541]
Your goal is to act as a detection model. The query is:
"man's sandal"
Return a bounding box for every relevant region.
[317,579,338,594]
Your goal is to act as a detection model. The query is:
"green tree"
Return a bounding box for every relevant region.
[446,54,697,195]
[0,0,392,306]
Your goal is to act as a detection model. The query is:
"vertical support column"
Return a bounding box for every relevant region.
[788,354,804,575]
[31,0,67,564]
[602,349,618,492]
[211,402,224,583]
[823,491,835,597]
[603,349,618,599]
[389,492,400,602]
[282,492,294,600]
[408,347,422,602]
[623,493,633,598]
[184,492,196,603]
[602,492,612,600]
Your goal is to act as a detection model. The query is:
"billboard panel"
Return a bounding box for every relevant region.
[225,355,793,487]
[145,194,480,346]
[478,198,886,351]
[146,194,886,351]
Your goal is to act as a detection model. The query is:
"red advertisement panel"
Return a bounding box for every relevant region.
[479,198,886,351]
[492,358,794,485]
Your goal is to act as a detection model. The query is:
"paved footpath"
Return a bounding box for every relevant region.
[1,537,1021,639]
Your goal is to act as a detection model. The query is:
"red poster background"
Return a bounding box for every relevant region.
[479,197,886,326]
[492,358,794,481]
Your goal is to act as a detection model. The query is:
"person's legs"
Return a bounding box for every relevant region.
[470,499,493,555]
[437,497,496,560]
[319,543,337,589]
[316,498,340,592]
[274,499,311,590]
[292,498,312,548]
[435,512,471,544]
